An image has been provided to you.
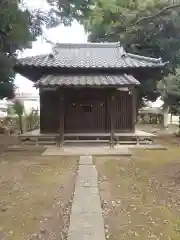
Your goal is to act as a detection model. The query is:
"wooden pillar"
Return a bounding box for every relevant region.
[110,91,115,148]
[39,88,43,133]
[131,86,136,133]
[59,93,65,148]
[135,88,139,124]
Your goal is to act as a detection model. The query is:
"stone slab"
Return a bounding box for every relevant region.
[77,165,97,178]
[76,165,97,187]
[68,213,106,240]
[73,185,98,196]
[72,188,101,213]
[78,164,97,173]
[42,145,132,156]
[75,179,98,187]
[129,144,167,150]
[79,155,93,165]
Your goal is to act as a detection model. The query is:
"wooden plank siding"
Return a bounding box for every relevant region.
[40,89,60,133]
[106,91,133,132]
[59,92,65,146]
[115,91,133,132]
[64,89,106,133]
[64,98,106,133]
[94,99,106,131]
[40,88,134,134]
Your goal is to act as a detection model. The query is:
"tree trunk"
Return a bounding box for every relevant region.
[162,104,169,129]
[170,112,173,124]
[179,114,180,135]
[19,115,23,134]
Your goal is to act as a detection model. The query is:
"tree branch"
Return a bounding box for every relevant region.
[135,3,180,25]
[42,34,56,46]
[0,0,9,9]
[0,29,7,37]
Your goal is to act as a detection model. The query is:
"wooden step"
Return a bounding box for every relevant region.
[22,139,57,146]
[20,137,57,141]
[64,139,109,143]
[23,141,56,145]
[8,145,46,152]
[118,141,152,145]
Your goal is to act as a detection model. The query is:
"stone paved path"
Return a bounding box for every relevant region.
[67,155,106,240]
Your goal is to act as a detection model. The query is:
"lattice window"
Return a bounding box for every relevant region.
[80,104,92,113]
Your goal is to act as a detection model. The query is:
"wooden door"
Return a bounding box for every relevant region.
[65,97,106,133]
[79,102,93,131]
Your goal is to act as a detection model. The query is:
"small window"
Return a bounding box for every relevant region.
[81,104,92,112]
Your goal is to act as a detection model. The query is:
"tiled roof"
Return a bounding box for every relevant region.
[35,74,140,87]
[16,42,166,69]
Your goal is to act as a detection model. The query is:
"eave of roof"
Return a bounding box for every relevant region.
[35,74,140,88]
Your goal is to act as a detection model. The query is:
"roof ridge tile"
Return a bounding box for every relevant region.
[53,42,120,49]
[126,53,162,63]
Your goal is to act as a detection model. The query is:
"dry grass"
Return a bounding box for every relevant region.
[0,150,78,240]
[94,146,180,240]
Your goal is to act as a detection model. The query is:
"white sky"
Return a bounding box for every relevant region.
[15,0,87,94]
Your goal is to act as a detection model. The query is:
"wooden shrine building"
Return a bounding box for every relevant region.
[15,42,166,146]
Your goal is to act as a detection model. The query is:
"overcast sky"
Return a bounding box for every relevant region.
[15,0,162,107]
[15,0,87,94]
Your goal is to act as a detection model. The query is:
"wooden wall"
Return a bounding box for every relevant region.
[106,91,133,132]
[64,89,106,132]
[40,89,60,133]
[40,88,134,133]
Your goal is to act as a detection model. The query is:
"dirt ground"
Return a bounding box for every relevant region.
[0,135,19,153]
[137,123,179,135]
[2,127,180,240]
[0,149,78,240]
[94,142,180,240]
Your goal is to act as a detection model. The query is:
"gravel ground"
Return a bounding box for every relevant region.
[94,146,180,240]
[0,151,78,240]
